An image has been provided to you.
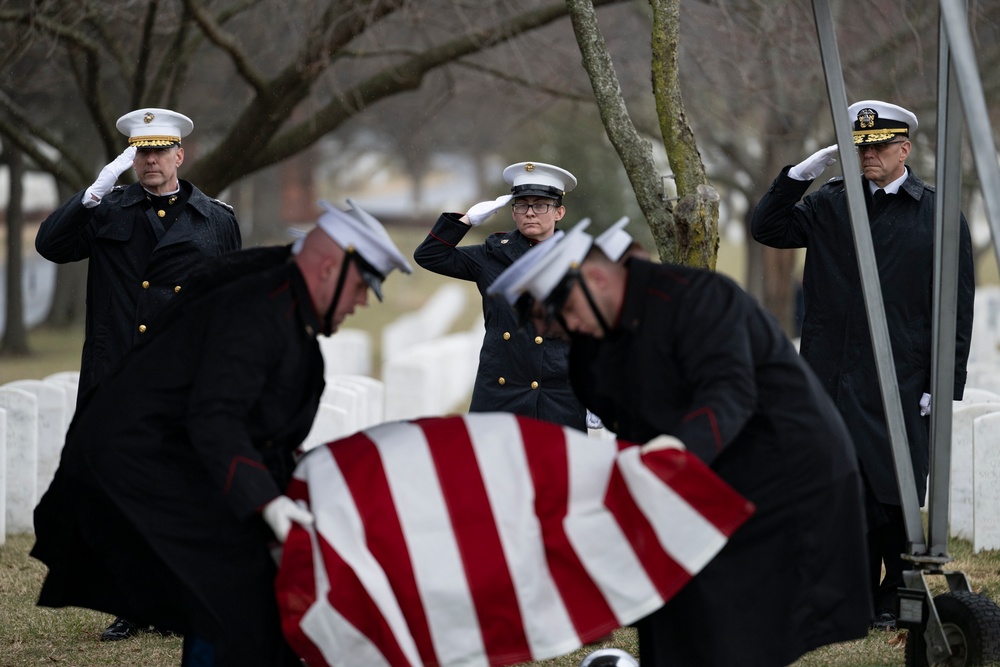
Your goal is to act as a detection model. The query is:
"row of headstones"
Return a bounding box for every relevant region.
[969,285,1000,365]
[0,373,80,542]
[5,361,1000,551]
[949,388,1000,553]
[0,285,481,541]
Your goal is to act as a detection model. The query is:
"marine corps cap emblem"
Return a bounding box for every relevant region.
[143,112,155,124]
[857,108,876,129]
[525,163,535,172]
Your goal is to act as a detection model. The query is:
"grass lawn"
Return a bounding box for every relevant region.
[3,531,999,666]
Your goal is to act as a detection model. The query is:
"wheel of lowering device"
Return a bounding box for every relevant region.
[905,590,1000,666]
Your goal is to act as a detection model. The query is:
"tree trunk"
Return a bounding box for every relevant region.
[566,0,677,257]
[567,0,719,268]
[2,145,30,356]
[649,0,719,269]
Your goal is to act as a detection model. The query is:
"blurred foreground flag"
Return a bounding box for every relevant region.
[276,413,754,667]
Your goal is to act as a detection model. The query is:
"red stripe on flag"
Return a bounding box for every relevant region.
[603,464,692,602]
[330,433,438,666]
[419,417,532,664]
[516,416,620,642]
[276,522,325,667]
[640,447,755,536]
[316,530,415,666]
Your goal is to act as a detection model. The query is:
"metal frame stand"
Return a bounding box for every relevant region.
[811,0,1000,664]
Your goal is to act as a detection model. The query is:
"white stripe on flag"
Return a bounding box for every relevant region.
[369,421,489,667]
[298,523,394,667]
[304,445,423,665]
[464,413,582,659]
[563,432,664,623]
[618,446,729,573]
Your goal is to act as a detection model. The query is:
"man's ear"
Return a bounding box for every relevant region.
[581,261,608,288]
[898,140,911,162]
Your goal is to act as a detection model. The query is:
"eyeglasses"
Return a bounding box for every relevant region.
[857,140,906,154]
[512,202,557,215]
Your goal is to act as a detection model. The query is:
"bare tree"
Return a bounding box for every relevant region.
[566,0,719,269]
[0,0,630,332]
[2,144,29,356]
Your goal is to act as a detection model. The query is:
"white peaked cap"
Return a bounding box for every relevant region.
[847,100,918,145]
[116,108,194,147]
[594,216,631,261]
[502,161,577,199]
[490,218,594,305]
[487,227,571,306]
[314,199,412,300]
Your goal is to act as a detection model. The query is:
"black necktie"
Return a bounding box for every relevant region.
[873,188,885,205]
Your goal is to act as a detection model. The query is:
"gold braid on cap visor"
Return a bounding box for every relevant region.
[853,128,908,145]
[128,136,181,147]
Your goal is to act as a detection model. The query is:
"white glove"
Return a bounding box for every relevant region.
[641,434,686,453]
[788,144,838,181]
[586,410,604,430]
[261,495,314,543]
[82,146,137,208]
[920,392,931,417]
[466,195,513,226]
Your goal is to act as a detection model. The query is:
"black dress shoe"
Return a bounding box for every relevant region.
[871,610,897,631]
[101,616,139,641]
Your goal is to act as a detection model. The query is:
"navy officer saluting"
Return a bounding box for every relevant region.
[751,99,975,631]
[413,161,587,431]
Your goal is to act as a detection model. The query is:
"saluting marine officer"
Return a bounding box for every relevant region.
[35,109,242,640]
[36,108,242,404]
[413,161,587,431]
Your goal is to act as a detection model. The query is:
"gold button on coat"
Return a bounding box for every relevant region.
[138,324,147,333]
[534,336,543,344]
[531,381,539,390]
[498,377,506,385]
[157,210,166,218]
[141,281,150,289]
[174,285,182,293]
[503,331,511,340]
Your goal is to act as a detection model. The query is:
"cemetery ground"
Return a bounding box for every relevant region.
[3,529,999,666]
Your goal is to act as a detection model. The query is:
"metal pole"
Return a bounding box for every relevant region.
[926,3,965,559]
[939,0,1000,268]
[811,0,926,553]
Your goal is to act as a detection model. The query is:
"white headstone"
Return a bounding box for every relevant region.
[318,328,372,377]
[969,285,1000,364]
[973,412,1000,552]
[957,387,1000,405]
[320,385,360,435]
[299,404,351,453]
[383,350,444,421]
[0,386,38,534]
[950,402,1000,541]
[965,361,1000,396]
[45,371,79,419]
[381,284,467,362]
[327,375,384,429]
[4,380,66,499]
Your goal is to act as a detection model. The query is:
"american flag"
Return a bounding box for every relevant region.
[276,413,754,667]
